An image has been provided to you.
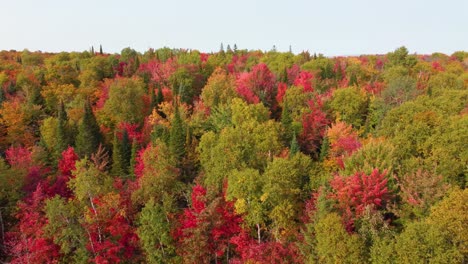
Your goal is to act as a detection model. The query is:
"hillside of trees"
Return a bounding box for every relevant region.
[0,46,466,263]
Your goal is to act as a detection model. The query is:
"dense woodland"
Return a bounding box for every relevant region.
[0,45,466,263]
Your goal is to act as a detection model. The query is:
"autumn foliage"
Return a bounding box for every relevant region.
[0,47,466,263]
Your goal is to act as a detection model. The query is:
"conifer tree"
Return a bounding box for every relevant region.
[290,133,300,157]
[99,44,103,55]
[121,129,131,172]
[55,101,69,157]
[129,139,138,179]
[349,73,358,86]
[169,104,186,162]
[281,99,293,142]
[319,136,330,161]
[111,132,124,176]
[75,100,102,157]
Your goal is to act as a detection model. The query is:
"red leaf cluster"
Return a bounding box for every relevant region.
[329,169,390,230]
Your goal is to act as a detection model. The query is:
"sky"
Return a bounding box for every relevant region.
[1,0,467,56]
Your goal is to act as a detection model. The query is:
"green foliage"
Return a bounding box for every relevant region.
[137,198,177,264]
[330,86,368,129]
[132,141,183,205]
[68,158,113,202]
[101,77,146,125]
[263,154,311,237]
[227,168,266,231]
[55,101,71,158]
[199,99,282,192]
[75,100,102,157]
[169,105,186,162]
[111,132,125,176]
[44,196,89,262]
[200,68,237,109]
[342,138,396,175]
[129,139,138,179]
[314,213,366,264]
[386,46,417,69]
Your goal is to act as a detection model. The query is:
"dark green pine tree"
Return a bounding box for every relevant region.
[151,86,166,118]
[156,86,164,107]
[111,129,132,177]
[281,99,293,142]
[111,132,125,176]
[121,129,132,173]
[99,44,103,55]
[129,139,138,179]
[169,104,186,162]
[319,136,330,161]
[289,133,300,157]
[349,73,358,86]
[55,101,70,157]
[149,86,156,110]
[75,100,103,157]
[0,88,4,106]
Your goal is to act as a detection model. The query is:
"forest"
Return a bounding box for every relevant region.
[0,45,466,263]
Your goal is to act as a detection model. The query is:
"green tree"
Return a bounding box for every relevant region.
[169,104,186,163]
[75,100,103,157]
[137,198,177,263]
[129,139,138,179]
[200,67,237,109]
[198,99,282,192]
[314,213,367,264]
[101,77,146,126]
[44,196,89,263]
[132,141,182,205]
[262,154,311,239]
[55,101,71,157]
[111,132,124,176]
[111,130,131,177]
[330,86,368,129]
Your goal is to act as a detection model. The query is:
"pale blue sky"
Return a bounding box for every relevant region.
[1,0,466,55]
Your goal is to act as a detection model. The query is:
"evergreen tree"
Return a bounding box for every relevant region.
[169,104,186,162]
[152,86,165,118]
[281,99,293,142]
[220,43,224,54]
[156,86,164,106]
[111,132,124,176]
[121,129,131,172]
[75,100,102,157]
[129,139,138,179]
[111,129,131,177]
[349,73,358,86]
[55,101,69,157]
[319,135,330,161]
[290,133,300,157]
[0,88,4,105]
[99,44,103,55]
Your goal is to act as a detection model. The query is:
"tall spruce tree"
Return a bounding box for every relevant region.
[169,104,186,162]
[281,99,293,142]
[55,101,69,157]
[129,139,138,179]
[121,129,131,172]
[290,133,300,157]
[111,132,124,176]
[75,100,102,157]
